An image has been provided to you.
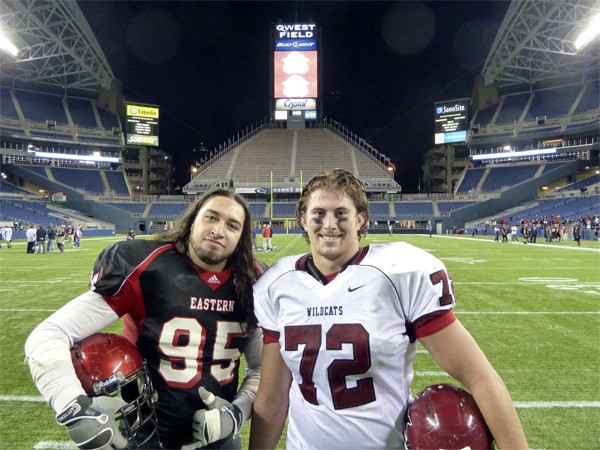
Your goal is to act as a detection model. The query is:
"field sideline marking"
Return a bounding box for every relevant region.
[34,443,76,449]
[3,394,598,409]
[429,234,600,252]
[2,308,597,315]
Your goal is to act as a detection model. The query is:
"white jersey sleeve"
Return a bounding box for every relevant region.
[24,291,119,412]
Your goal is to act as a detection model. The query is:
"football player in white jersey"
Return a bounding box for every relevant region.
[250,169,527,450]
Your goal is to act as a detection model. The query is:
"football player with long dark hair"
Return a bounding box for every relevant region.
[25,188,266,449]
[250,169,527,449]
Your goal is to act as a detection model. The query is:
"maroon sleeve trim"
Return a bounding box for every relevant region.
[262,327,280,344]
[414,310,457,339]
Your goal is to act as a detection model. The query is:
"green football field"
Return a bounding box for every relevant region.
[1,233,598,449]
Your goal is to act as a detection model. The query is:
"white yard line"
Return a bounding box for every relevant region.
[4,394,597,409]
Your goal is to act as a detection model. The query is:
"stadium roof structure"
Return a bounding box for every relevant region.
[0,0,114,94]
[482,0,600,88]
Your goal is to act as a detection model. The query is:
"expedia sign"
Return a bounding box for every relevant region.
[275,98,316,111]
[275,39,316,51]
[126,104,159,118]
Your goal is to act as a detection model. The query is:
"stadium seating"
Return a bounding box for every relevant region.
[96,108,120,129]
[437,201,476,214]
[480,164,540,192]
[67,97,99,128]
[272,203,296,218]
[525,85,581,120]
[0,199,53,225]
[106,202,147,214]
[104,171,130,196]
[249,203,268,220]
[393,202,434,217]
[456,168,486,193]
[369,202,391,219]
[51,167,105,195]
[148,203,188,218]
[497,195,600,223]
[15,90,68,125]
[495,92,529,125]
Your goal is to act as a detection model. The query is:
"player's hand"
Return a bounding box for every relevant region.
[56,395,128,450]
[181,387,243,449]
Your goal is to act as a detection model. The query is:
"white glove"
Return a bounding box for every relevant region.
[181,387,243,449]
[56,395,128,450]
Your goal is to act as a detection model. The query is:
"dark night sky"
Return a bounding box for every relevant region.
[78,1,510,192]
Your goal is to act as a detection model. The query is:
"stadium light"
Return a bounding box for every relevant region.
[471,148,557,161]
[0,30,19,57]
[574,12,600,51]
[33,150,120,163]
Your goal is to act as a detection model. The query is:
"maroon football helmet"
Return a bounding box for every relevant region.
[71,333,158,448]
[404,384,493,450]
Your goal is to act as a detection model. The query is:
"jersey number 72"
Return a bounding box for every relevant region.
[285,323,376,410]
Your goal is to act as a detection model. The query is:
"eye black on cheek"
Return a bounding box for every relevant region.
[310,218,323,225]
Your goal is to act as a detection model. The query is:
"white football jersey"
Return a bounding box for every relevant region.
[253,242,456,450]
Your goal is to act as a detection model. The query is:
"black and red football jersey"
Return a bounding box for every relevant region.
[90,239,253,447]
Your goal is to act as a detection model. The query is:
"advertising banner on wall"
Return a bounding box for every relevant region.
[51,192,67,202]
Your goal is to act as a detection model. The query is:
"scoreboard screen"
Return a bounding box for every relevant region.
[126,104,159,147]
[273,50,318,99]
[434,99,468,144]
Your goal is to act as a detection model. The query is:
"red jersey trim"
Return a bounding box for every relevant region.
[414,310,457,339]
[262,327,280,344]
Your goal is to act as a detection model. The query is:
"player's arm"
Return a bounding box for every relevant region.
[249,342,292,450]
[419,320,528,449]
[232,326,263,421]
[24,290,119,413]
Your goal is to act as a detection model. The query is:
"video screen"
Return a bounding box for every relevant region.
[434,99,468,144]
[126,104,159,147]
[273,51,318,99]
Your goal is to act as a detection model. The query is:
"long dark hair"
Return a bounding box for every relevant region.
[156,188,260,330]
[296,169,369,244]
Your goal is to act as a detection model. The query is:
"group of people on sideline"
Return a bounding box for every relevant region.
[473,215,599,245]
[23,223,82,253]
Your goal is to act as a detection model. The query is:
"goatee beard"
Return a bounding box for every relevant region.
[191,242,228,267]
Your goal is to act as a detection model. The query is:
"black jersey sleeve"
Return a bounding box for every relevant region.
[91,240,172,304]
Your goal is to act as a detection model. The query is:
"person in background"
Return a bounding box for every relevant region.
[262,223,273,251]
[56,226,67,254]
[46,224,57,253]
[35,224,46,254]
[2,226,12,248]
[250,169,527,450]
[127,227,136,240]
[73,225,82,247]
[573,223,581,246]
[26,224,36,253]
[25,188,267,449]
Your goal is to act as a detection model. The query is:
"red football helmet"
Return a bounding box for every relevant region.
[71,333,158,448]
[404,384,493,450]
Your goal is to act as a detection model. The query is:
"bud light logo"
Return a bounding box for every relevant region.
[275,39,317,51]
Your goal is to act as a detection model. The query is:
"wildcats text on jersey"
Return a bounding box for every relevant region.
[307,305,343,317]
[190,297,235,312]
